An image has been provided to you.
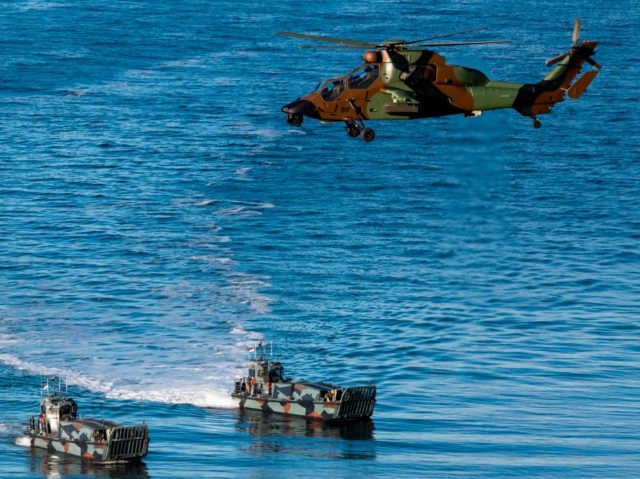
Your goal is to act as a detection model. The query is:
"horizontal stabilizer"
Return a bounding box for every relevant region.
[567,70,598,99]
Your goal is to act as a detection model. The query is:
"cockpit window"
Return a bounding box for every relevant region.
[348,64,379,89]
[321,79,345,101]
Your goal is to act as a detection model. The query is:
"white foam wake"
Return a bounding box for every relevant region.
[0,422,28,446]
[0,353,117,394]
[0,352,242,409]
[0,422,15,435]
[15,436,31,448]
[107,386,238,409]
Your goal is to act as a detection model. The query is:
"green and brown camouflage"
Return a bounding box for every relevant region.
[232,343,376,421]
[281,20,600,141]
[25,378,149,464]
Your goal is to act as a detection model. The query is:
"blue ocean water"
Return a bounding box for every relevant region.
[1,0,639,477]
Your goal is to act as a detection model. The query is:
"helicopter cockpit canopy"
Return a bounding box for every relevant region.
[319,64,380,101]
[321,78,345,101]
[348,64,379,89]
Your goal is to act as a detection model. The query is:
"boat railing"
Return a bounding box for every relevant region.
[27,415,48,435]
[249,340,274,362]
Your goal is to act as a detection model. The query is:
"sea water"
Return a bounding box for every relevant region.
[1,0,639,477]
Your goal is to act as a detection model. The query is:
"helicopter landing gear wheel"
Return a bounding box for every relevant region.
[361,128,375,142]
[532,116,541,129]
[345,122,360,138]
[287,113,303,127]
[345,99,376,142]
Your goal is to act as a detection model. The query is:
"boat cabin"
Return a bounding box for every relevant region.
[233,343,347,402]
[38,393,78,435]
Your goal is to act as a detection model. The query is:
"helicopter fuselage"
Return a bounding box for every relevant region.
[282,40,599,140]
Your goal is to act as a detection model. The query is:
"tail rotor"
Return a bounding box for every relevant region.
[543,19,600,100]
[545,19,583,66]
[572,18,582,44]
[545,18,601,70]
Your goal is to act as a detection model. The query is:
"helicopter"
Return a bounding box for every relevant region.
[279,20,600,141]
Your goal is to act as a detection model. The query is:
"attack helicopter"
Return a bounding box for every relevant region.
[280,20,600,141]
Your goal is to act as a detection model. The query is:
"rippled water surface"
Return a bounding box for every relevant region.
[1,0,639,477]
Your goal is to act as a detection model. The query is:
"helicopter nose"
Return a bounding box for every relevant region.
[281,99,319,119]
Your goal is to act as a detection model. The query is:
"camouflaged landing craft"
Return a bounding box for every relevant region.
[232,343,376,421]
[25,378,149,464]
[280,20,600,141]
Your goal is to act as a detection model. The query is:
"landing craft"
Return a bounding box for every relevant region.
[232,342,376,421]
[24,377,149,464]
[280,20,600,141]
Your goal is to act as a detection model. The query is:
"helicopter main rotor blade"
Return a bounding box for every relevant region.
[415,40,511,47]
[402,27,488,46]
[572,18,582,44]
[277,32,375,48]
[299,45,368,50]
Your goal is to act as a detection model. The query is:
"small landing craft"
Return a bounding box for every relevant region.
[280,20,600,141]
[232,342,376,421]
[25,377,149,464]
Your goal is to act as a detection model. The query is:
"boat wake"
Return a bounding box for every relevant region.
[0,334,255,409]
[14,436,31,448]
[0,422,16,436]
[0,422,28,447]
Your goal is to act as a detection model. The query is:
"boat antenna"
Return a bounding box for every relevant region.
[270,340,273,358]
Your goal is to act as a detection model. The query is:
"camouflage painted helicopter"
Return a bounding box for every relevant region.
[280,20,600,141]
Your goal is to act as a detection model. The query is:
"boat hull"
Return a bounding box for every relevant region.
[25,420,149,465]
[28,434,111,463]
[234,394,337,420]
[233,385,376,421]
